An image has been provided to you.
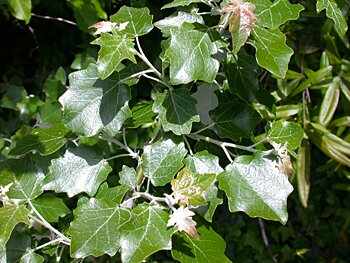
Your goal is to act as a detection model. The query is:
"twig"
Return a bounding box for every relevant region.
[31,13,77,26]
[183,135,194,155]
[33,237,65,252]
[119,69,154,83]
[100,133,140,161]
[135,37,173,90]
[258,218,278,263]
[28,215,70,245]
[193,123,215,135]
[105,153,134,161]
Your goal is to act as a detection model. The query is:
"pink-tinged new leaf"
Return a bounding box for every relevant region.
[167,207,199,239]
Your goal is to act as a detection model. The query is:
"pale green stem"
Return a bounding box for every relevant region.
[119,69,154,83]
[105,153,134,161]
[100,133,140,161]
[135,37,173,90]
[183,135,194,155]
[33,237,65,252]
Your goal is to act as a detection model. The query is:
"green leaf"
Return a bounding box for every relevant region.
[184,151,224,221]
[142,136,187,186]
[172,167,216,207]
[171,220,231,263]
[162,0,202,9]
[184,151,223,175]
[165,23,220,84]
[154,11,204,35]
[218,151,294,224]
[318,77,340,127]
[68,198,131,258]
[6,0,31,23]
[125,101,157,128]
[0,85,27,110]
[316,0,348,37]
[251,25,294,78]
[0,205,30,246]
[19,249,44,263]
[92,32,137,80]
[210,90,261,140]
[119,203,175,263]
[223,50,259,104]
[31,193,70,223]
[119,165,137,190]
[59,63,132,137]
[66,0,105,32]
[0,159,45,202]
[43,147,112,197]
[153,89,200,135]
[42,67,66,101]
[251,0,304,29]
[39,101,63,125]
[10,124,70,156]
[95,183,128,205]
[267,120,304,150]
[110,6,153,37]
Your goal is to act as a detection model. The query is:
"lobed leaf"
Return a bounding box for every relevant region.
[172,167,216,207]
[68,198,131,258]
[251,25,294,79]
[218,151,294,224]
[0,159,45,203]
[162,0,202,9]
[110,6,153,37]
[316,0,348,38]
[142,137,187,186]
[0,205,30,246]
[165,23,220,84]
[59,63,132,137]
[251,0,304,29]
[95,183,129,205]
[119,203,176,263]
[43,147,112,197]
[171,220,231,263]
[268,120,304,150]
[153,89,200,135]
[10,124,70,156]
[210,90,261,140]
[118,165,137,190]
[32,193,70,223]
[92,32,137,80]
[6,0,31,23]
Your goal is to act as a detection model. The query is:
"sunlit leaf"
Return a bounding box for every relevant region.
[119,165,137,190]
[119,203,175,263]
[92,31,137,79]
[251,25,294,78]
[0,205,29,246]
[0,159,45,203]
[110,6,153,37]
[218,151,293,224]
[268,120,304,150]
[251,0,304,29]
[43,147,112,197]
[68,198,131,258]
[10,124,70,156]
[142,136,187,186]
[95,182,128,205]
[59,63,132,137]
[162,0,202,9]
[316,0,348,37]
[6,0,31,23]
[167,207,198,239]
[171,167,216,207]
[165,23,220,84]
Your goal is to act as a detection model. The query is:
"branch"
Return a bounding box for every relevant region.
[31,13,77,26]
[100,133,140,161]
[27,200,70,245]
[135,37,173,90]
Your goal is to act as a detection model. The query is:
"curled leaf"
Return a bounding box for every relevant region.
[167,206,199,239]
[221,0,257,54]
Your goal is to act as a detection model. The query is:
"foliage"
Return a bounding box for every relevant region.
[0,0,349,262]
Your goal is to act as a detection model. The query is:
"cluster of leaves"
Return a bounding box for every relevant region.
[0,0,349,262]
